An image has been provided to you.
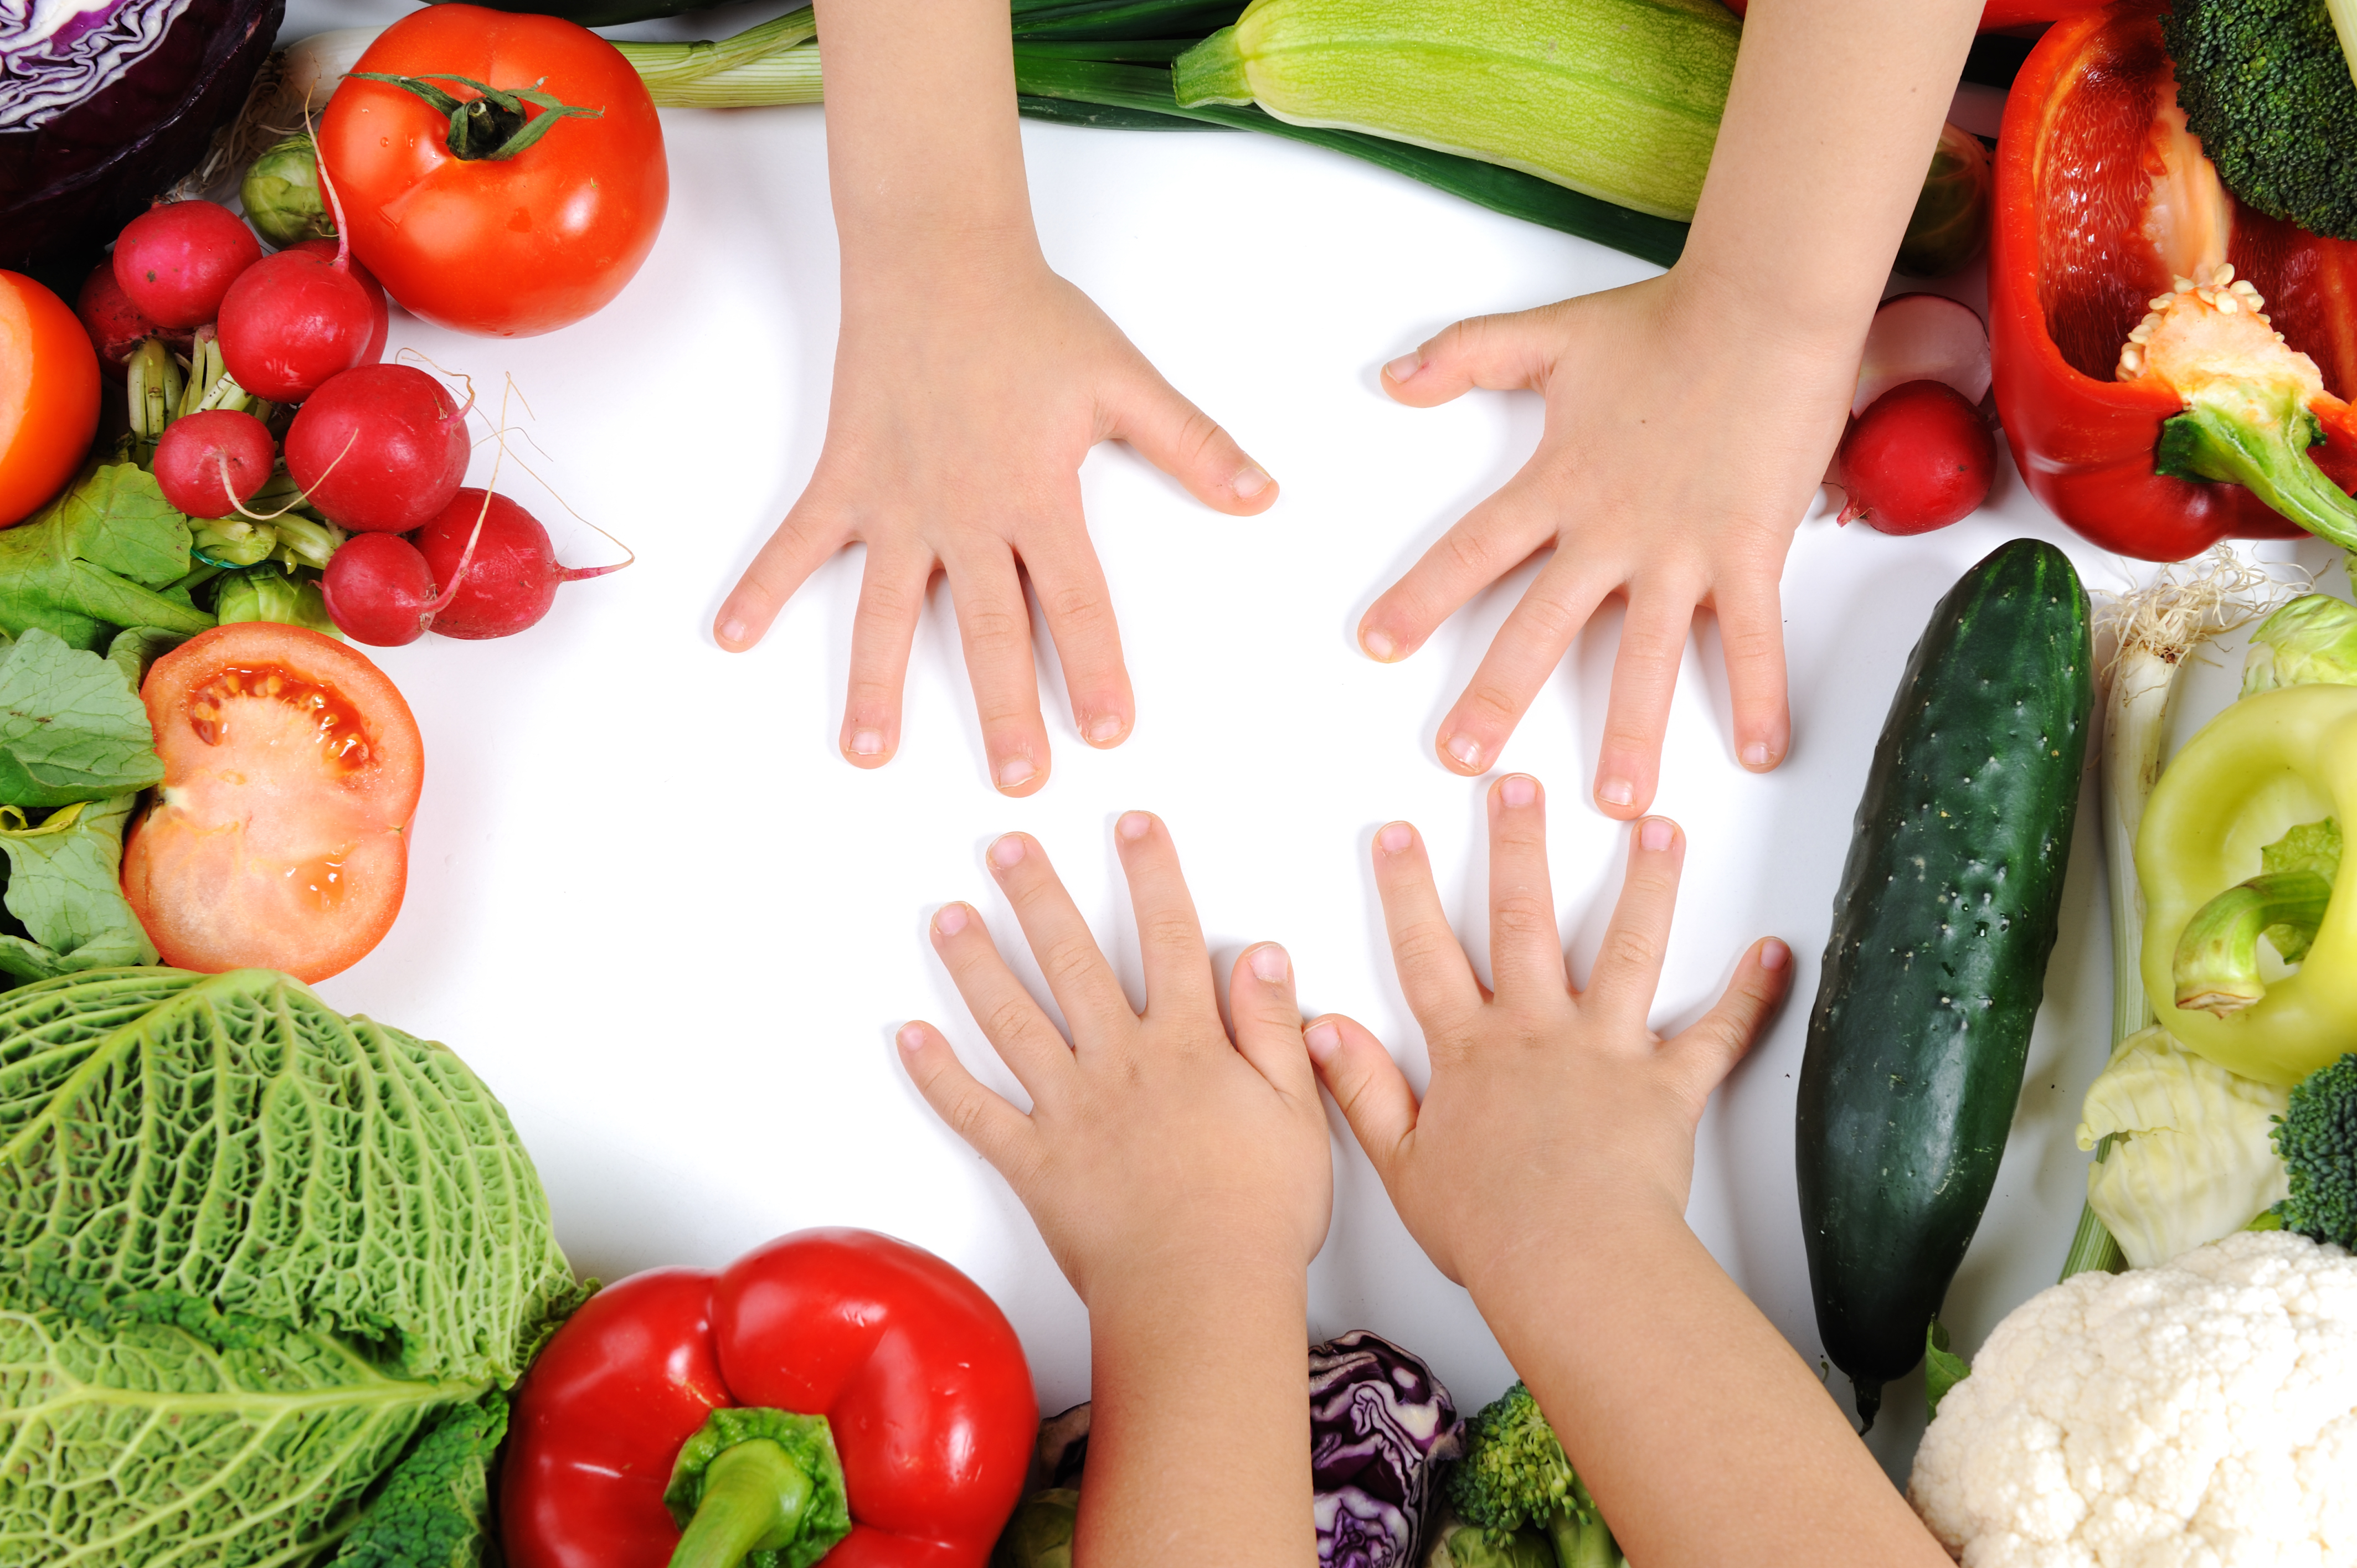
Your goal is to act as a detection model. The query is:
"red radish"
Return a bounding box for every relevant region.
[285,364,471,533]
[154,410,276,519]
[217,242,388,401]
[75,263,188,372]
[1853,293,1991,417]
[1836,379,1995,535]
[111,201,263,330]
[411,489,627,639]
[322,532,442,646]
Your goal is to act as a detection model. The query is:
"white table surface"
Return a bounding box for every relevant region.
[274,0,2345,1485]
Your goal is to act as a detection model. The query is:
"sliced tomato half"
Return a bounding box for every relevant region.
[123,623,423,982]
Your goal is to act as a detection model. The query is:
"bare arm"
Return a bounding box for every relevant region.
[1365,0,1984,818]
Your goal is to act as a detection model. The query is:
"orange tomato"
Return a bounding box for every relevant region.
[123,624,424,982]
[317,6,667,337]
[0,271,101,526]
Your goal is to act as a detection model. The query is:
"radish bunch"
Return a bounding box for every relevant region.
[84,193,623,649]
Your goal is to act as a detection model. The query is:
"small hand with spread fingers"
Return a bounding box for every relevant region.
[898,812,1329,1568]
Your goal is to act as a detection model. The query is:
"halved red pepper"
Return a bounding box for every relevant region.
[502,1229,1036,1568]
[1990,1,2357,560]
[1720,1,2103,25]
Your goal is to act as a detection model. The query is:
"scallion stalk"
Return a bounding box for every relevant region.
[611,7,815,96]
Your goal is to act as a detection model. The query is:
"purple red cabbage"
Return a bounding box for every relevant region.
[1310,1329,1463,1568]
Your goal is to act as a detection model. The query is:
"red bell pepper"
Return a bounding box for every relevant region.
[1718,1,2103,27]
[1990,1,2357,560]
[502,1229,1037,1568]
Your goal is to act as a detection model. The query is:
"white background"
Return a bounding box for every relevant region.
[274,0,2343,1483]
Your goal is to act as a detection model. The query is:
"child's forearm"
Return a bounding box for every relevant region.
[1680,0,1983,342]
[1470,1210,1948,1568]
[810,0,1041,274]
[1076,1243,1316,1567]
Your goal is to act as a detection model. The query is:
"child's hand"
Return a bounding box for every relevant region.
[1361,267,1856,818]
[715,260,1277,796]
[1305,773,1789,1293]
[899,809,1330,1300]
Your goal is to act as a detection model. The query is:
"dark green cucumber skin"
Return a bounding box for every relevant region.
[1795,539,2093,1430]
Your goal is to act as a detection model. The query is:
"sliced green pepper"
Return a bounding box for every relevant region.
[2139,683,2357,1085]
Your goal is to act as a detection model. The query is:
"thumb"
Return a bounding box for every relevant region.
[1103,364,1277,516]
[1304,1013,1418,1183]
[1382,306,1557,407]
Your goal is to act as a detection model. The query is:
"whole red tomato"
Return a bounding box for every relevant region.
[317,5,666,337]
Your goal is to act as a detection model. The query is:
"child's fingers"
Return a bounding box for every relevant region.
[1715,574,1792,773]
[929,901,1077,1101]
[1380,306,1553,408]
[1111,812,1218,1023]
[1662,937,1793,1102]
[1433,553,1614,777]
[838,545,933,768]
[1021,523,1135,750]
[1370,821,1485,1043]
[1590,589,1699,818]
[1356,481,1552,668]
[943,546,1052,797]
[981,835,1138,1045]
[1582,817,1687,1032]
[1304,1013,1417,1180]
[897,1019,1038,1179]
[1227,942,1315,1100]
[714,502,848,652]
[1103,361,1277,517]
[1485,775,1568,1000]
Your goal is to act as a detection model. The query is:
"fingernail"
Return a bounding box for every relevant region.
[718,618,747,647]
[1741,742,1772,770]
[1232,464,1271,501]
[1361,626,1397,661]
[1305,1020,1341,1061]
[1385,352,1422,383]
[1376,821,1413,855]
[1597,777,1635,808]
[1761,937,1790,972]
[1445,734,1482,769]
[1499,773,1537,809]
[848,728,886,757]
[990,834,1026,869]
[897,1023,925,1054]
[1638,816,1674,853]
[935,902,969,936]
[997,755,1036,790]
[1087,715,1125,745]
[1250,944,1289,983]
[1117,811,1152,842]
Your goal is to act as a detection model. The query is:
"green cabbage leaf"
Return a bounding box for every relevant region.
[0,968,585,1566]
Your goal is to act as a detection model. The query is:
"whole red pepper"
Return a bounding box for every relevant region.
[1989,1,2357,560]
[502,1229,1036,1568]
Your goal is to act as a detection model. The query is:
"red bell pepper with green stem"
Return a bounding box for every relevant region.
[501,1229,1036,1568]
[1989,0,2357,561]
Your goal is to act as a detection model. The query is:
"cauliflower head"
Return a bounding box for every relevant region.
[1908,1230,2357,1567]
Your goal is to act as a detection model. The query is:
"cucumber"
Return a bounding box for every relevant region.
[1795,538,2093,1430]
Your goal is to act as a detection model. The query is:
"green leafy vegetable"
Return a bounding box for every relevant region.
[0,968,586,1566]
[2258,818,2341,963]
[0,464,213,651]
[217,564,341,637]
[2241,594,2357,694]
[1924,1321,1970,1419]
[0,796,157,983]
[0,626,166,807]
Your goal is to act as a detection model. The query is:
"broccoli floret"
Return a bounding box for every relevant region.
[1442,1384,1624,1568]
[2163,0,2357,240]
[2272,1052,2357,1247]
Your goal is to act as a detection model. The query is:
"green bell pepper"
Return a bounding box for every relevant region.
[2139,683,2357,1085]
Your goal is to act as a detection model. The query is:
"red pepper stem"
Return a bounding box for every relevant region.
[668,1440,812,1568]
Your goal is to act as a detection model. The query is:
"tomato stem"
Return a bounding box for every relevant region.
[347,71,602,161]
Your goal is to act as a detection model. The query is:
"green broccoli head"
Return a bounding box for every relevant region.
[2162,0,2357,240]
[1443,1384,1621,1568]
[2273,1052,2357,1247]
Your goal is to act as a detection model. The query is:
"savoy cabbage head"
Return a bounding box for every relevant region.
[0,967,584,1566]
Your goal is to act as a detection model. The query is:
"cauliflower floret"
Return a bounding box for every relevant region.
[1908,1230,2357,1567]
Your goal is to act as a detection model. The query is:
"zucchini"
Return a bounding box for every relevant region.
[1172,0,1740,222]
[1795,538,2093,1431]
